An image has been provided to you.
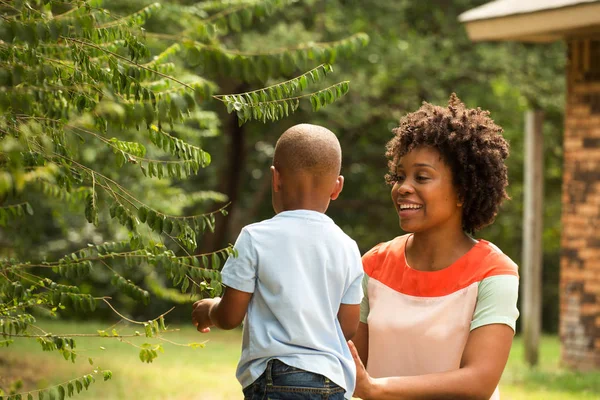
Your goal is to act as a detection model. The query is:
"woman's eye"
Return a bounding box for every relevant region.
[394,174,405,181]
[416,175,429,181]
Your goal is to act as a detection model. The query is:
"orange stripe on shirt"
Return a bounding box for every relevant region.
[362,234,518,298]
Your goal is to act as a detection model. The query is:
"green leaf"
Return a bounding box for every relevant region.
[146,210,157,227]
[148,162,156,177]
[144,103,155,126]
[137,206,148,223]
[186,47,202,67]
[152,214,164,233]
[75,380,83,393]
[103,370,112,381]
[57,385,65,400]
[299,75,308,91]
[164,218,173,234]
[318,90,328,106]
[228,13,241,32]
[310,94,320,111]
[24,202,34,216]
[341,81,349,94]
[211,253,220,270]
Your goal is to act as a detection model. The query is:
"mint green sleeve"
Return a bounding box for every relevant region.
[359,274,370,324]
[471,275,520,332]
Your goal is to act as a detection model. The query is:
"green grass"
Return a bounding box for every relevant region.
[2,321,599,399]
[1,320,242,399]
[500,336,600,400]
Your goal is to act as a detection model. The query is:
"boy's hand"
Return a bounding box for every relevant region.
[192,298,220,333]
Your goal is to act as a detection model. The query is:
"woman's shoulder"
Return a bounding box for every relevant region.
[362,234,410,274]
[363,234,409,257]
[471,240,519,279]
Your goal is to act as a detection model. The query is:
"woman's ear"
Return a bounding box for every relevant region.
[330,175,345,200]
[456,188,464,207]
[271,166,281,192]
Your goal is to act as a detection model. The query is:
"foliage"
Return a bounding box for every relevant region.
[0,0,366,396]
[0,369,108,400]
[221,0,565,333]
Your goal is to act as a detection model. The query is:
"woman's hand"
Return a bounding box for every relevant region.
[349,340,375,399]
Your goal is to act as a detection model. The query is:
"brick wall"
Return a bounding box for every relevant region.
[560,37,600,370]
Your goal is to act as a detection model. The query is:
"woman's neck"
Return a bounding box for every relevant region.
[406,228,477,272]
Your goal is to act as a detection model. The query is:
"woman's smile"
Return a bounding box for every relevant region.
[396,201,424,218]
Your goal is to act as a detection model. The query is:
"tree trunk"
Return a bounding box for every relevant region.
[202,112,245,252]
[522,109,544,366]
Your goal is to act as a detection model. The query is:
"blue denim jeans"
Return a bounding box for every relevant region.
[242,359,346,400]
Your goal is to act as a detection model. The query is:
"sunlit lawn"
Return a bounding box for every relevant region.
[501,336,600,400]
[2,320,242,399]
[2,320,599,399]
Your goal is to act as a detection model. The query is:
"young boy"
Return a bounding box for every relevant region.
[192,123,364,400]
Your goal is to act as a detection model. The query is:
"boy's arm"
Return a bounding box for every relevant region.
[337,303,360,340]
[337,245,364,341]
[192,287,252,331]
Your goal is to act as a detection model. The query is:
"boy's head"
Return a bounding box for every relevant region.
[271,124,344,214]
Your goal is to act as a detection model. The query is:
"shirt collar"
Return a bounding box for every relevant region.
[274,209,333,223]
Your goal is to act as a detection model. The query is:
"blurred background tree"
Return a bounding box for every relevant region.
[212,0,565,334]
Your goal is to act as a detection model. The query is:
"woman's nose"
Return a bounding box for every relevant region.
[398,179,414,195]
[395,181,414,195]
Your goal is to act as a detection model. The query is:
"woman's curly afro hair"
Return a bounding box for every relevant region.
[385,93,510,234]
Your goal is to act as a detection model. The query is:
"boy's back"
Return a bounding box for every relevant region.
[191,123,363,399]
[222,209,363,397]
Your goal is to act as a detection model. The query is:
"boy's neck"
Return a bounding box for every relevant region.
[273,170,337,214]
[278,196,330,214]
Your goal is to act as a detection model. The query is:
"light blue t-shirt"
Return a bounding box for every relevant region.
[221,209,364,399]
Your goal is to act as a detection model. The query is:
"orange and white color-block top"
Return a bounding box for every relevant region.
[360,234,519,400]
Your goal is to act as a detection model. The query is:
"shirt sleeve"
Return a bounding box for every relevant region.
[341,243,364,305]
[359,274,370,324]
[470,275,520,332]
[220,228,258,294]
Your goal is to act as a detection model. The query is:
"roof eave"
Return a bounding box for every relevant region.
[461,2,600,42]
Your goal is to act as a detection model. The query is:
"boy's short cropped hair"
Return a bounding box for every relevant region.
[273,124,342,178]
[385,94,510,234]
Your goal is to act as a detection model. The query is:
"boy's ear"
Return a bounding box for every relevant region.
[330,175,344,200]
[270,166,281,192]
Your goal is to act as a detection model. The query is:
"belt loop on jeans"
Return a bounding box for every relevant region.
[265,359,274,386]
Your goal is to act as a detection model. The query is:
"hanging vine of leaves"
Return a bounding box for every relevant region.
[183,32,369,80]
[2,369,111,400]
[214,64,350,124]
[0,0,366,396]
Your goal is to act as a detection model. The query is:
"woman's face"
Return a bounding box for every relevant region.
[390,146,463,234]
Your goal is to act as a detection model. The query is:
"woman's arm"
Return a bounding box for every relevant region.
[338,304,361,340]
[351,322,369,366]
[351,324,514,400]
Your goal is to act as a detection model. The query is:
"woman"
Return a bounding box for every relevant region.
[350,94,519,400]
